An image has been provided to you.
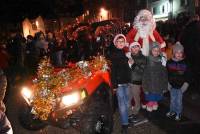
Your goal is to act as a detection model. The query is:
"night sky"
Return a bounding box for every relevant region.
[0,0,84,22]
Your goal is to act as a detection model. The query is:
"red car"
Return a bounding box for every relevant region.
[19,58,114,134]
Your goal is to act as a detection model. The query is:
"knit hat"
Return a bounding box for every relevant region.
[173,42,184,54]
[129,42,141,51]
[150,42,160,50]
[113,34,126,46]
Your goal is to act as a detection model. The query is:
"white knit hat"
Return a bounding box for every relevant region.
[113,34,126,46]
[173,41,184,54]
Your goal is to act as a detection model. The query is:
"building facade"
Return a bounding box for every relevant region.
[147,0,196,21]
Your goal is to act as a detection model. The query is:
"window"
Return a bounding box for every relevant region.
[32,23,37,30]
[152,6,160,15]
[181,0,184,6]
[153,7,156,14]
[185,0,188,6]
[181,0,188,6]
[162,5,165,13]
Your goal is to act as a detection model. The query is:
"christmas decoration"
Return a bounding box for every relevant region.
[89,56,110,72]
[30,56,109,120]
[31,57,69,120]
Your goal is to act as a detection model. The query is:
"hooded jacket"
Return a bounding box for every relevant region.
[110,34,131,88]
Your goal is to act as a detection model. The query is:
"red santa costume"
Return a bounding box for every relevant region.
[126,9,166,56]
[126,10,167,110]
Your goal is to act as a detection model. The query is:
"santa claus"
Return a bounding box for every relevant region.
[126,9,166,56]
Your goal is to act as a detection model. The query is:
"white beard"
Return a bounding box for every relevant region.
[137,23,153,56]
[138,23,152,39]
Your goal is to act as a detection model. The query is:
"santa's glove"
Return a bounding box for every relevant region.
[168,83,172,91]
[181,82,189,93]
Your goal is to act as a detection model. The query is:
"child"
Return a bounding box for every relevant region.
[142,42,168,112]
[127,42,147,117]
[166,42,189,121]
[110,34,131,134]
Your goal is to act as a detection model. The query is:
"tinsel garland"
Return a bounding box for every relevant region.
[31,56,109,120]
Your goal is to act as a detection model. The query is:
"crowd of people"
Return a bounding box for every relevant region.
[0,8,199,134]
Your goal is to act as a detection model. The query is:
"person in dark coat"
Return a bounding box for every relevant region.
[110,34,131,134]
[142,42,168,112]
[25,35,36,73]
[127,42,147,115]
[179,19,200,94]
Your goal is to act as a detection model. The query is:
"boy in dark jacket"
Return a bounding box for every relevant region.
[127,42,147,116]
[110,34,131,134]
[166,42,190,121]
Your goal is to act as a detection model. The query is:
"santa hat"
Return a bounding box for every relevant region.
[129,42,141,51]
[173,41,184,54]
[137,9,153,19]
[113,34,126,46]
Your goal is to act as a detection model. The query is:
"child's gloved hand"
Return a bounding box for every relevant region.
[161,55,167,66]
[181,82,189,93]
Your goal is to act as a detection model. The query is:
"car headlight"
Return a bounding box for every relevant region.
[61,90,87,108]
[21,87,33,104]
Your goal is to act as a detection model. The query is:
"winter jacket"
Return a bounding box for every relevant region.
[130,51,147,85]
[110,47,131,88]
[142,55,168,93]
[167,58,189,89]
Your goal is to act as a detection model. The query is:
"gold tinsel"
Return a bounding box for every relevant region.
[31,57,68,120]
[31,56,109,120]
[90,56,110,72]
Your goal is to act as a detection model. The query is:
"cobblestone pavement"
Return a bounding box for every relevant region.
[5,84,200,134]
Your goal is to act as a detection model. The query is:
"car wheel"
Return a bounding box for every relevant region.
[18,102,47,130]
[80,84,113,134]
